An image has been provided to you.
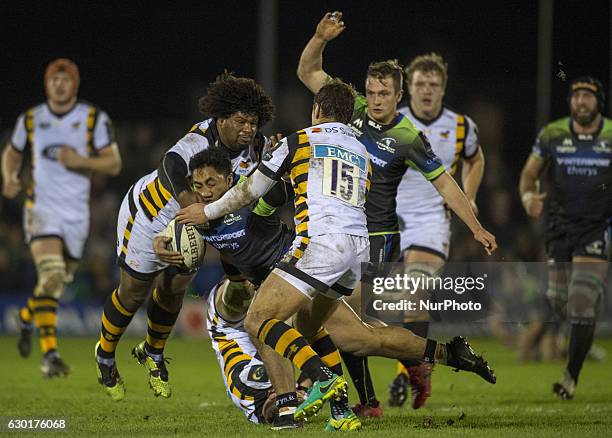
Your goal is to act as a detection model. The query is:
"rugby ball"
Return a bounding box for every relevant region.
[161,219,206,271]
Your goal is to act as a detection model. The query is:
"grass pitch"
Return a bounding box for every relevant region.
[1,336,611,437]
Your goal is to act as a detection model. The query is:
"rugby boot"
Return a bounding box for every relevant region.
[132,341,171,398]
[95,341,125,401]
[40,351,70,378]
[271,413,302,430]
[16,314,33,358]
[388,372,409,407]
[352,402,384,418]
[408,363,433,409]
[553,369,576,400]
[294,375,347,421]
[446,336,496,384]
[325,410,362,431]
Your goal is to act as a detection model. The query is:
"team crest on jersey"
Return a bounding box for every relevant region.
[41,144,65,161]
[71,121,81,130]
[440,130,450,139]
[376,137,397,153]
[223,213,242,226]
[557,138,576,153]
[313,144,367,172]
[593,140,611,154]
[39,122,51,130]
[248,365,268,382]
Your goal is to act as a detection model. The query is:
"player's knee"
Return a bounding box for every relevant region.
[567,271,604,321]
[244,312,263,338]
[118,285,149,310]
[34,255,67,299]
[155,287,185,313]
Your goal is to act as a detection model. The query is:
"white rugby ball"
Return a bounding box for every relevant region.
[161,219,206,270]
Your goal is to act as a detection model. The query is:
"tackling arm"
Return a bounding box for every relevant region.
[204,169,278,220]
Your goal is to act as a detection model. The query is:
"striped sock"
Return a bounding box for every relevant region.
[32,296,59,354]
[97,289,136,361]
[145,289,180,361]
[19,297,35,327]
[310,329,349,419]
[257,318,332,381]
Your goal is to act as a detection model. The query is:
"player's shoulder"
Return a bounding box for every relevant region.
[189,117,214,136]
[390,113,421,143]
[600,117,612,137]
[19,102,45,118]
[75,99,109,117]
[541,117,570,137]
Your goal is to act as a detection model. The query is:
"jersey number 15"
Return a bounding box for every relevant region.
[322,158,363,207]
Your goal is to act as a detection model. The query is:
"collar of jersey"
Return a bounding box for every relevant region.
[568,117,604,141]
[45,101,79,119]
[407,103,445,127]
[365,111,403,132]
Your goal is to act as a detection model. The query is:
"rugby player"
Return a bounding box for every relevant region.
[2,59,121,377]
[177,80,496,429]
[519,76,611,400]
[160,147,494,430]
[93,73,273,401]
[296,12,496,415]
[389,53,485,408]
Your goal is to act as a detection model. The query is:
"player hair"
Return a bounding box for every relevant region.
[313,79,356,124]
[198,72,274,127]
[367,59,404,92]
[189,147,232,177]
[405,53,448,86]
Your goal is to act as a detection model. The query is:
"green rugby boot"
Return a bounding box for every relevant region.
[94,342,125,401]
[132,341,171,398]
[294,375,347,421]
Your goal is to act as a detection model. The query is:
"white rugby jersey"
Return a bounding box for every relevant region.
[396,106,479,214]
[206,283,270,424]
[121,118,264,236]
[10,102,113,215]
[258,122,371,238]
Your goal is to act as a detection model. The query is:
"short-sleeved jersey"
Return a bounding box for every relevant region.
[396,105,479,215]
[531,117,612,220]
[207,284,271,424]
[258,122,370,238]
[126,118,264,235]
[199,201,294,285]
[10,101,114,215]
[348,94,444,233]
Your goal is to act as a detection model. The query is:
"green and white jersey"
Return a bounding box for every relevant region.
[531,117,612,220]
[348,94,444,234]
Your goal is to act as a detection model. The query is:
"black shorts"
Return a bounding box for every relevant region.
[546,217,611,262]
[369,232,401,264]
[362,232,401,284]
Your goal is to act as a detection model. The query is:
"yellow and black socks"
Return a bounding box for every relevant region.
[257,318,332,381]
[97,289,136,364]
[145,289,180,362]
[19,297,35,328]
[32,296,59,355]
[310,329,350,419]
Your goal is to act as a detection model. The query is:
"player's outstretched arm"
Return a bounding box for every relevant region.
[519,154,547,218]
[1,144,23,199]
[176,169,277,226]
[431,172,497,255]
[297,11,346,94]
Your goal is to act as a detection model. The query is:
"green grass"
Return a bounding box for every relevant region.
[1,336,611,436]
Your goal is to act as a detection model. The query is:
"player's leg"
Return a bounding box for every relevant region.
[244,271,346,424]
[131,270,194,398]
[95,267,153,400]
[294,299,361,431]
[326,297,496,381]
[29,237,70,378]
[393,248,445,408]
[554,255,608,399]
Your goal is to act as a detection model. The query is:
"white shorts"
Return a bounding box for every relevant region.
[115,186,168,279]
[24,201,89,259]
[399,206,451,259]
[274,234,370,300]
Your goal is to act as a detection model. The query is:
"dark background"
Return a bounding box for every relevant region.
[0,1,610,301]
